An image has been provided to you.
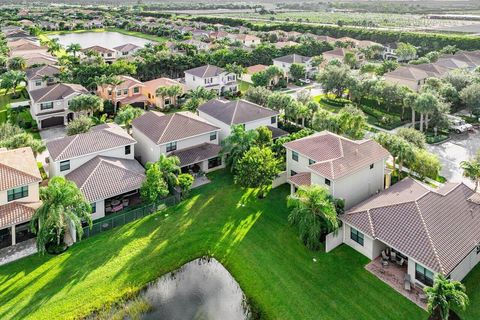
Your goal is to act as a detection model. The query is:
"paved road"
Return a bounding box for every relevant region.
[428,130,480,186]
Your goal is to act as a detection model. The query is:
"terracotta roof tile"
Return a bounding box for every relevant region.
[0,148,42,191]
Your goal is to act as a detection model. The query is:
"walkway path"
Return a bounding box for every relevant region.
[0,239,37,266]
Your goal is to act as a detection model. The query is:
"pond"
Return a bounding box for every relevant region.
[48,31,153,50]
[140,257,250,320]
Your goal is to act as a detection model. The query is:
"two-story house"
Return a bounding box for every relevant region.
[184,64,237,95]
[143,77,185,110]
[81,45,117,63]
[46,123,144,220]
[97,75,147,109]
[29,83,88,129]
[284,131,390,209]
[0,147,42,250]
[113,43,141,58]
[322,48,365,68]
[25,65,60,91]
[197,99,287,141]
[132,111,224,173]
[272,54,314,81]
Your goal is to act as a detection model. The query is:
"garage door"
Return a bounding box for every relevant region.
[41,117,64,128]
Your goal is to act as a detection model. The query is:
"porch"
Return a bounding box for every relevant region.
[366,255,427,309]
[104,191,142,216]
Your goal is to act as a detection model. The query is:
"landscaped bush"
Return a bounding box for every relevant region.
[0,109,7,124]
[278,120,302,133]
[426,133,450,144]
[360,104,404,130]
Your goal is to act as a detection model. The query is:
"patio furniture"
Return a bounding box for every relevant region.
[396,257,405,266]
[390,251,397,262]
[122,199,130,207]
[418,293,427,302]
[381,250,389,261]
[111,199,121,206]
[404,274,411,291]
[112,203,123,212]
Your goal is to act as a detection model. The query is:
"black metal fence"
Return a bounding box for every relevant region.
[81,195,179,240]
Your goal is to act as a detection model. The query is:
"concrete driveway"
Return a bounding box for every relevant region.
[39,126,66,142]
[428,130,480,186]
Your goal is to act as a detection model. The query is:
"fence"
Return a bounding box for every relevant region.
[81,195,179,240]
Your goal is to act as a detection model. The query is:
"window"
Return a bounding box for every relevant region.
[133,87,140,94]
[325,178,331,186]
[91,202,96,214]
[125,145,131,155]
[477,244,480,254]
[40,102,53,110]
[370,163,374,169]
[35,80,42,87]
[271,116,277,124]
[7,186,28,202]
[309,159,316,165]
[208,156,222,169]
[116,90,122,96]
[415,263,434,287]
[123,89,128,95]
[210,132,217,141]
[292,151,298,161]
[166,141,177,152]
[290,170,297,176]
[204,78,213,84]
[350,228,364,246]
[60,160,70,172]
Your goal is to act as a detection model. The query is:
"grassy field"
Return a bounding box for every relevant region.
[106,28,168,43]
[0,171,427,320]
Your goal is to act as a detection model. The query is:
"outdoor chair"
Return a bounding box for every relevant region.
[404,274,411,291]
[390,251,397,262]
[381,250,389,261]
[396,258,405,266]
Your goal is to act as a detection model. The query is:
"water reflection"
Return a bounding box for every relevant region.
[141,257,250,320]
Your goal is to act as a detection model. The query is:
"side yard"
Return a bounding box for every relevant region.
[0,171,425,320]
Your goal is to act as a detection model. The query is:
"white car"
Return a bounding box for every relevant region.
[449,117,473,134]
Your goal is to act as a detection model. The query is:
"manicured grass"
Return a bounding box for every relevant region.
[106,28,168,43]
[238,80,251,93]
[0,171,426,320]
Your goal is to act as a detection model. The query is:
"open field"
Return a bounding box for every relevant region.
[0,171,427,320]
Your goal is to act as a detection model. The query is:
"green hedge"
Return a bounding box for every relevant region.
[0,109,7,124]
[360,104,404,130]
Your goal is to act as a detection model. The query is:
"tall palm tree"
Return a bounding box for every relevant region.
[220,124,259,171]
[156,154,181,193]
[461,158,480,191]
[167,84,184,107]
[425,274,469,320]
[30,176,92,254]
[66,43,82,58]
[7,56,27,71]
[114,105,144,134]
[46,37,62,55]
[0,70,26,98]
[287,185,339,250]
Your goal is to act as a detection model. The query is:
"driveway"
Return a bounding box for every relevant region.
[38,126,67,176]
[428,130,480,186]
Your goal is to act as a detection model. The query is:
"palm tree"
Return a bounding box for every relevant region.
[0,132,45,158]
[0,70,26,98]
[114,105,144,134]
[155,86,170,109]
[220,124,259,171]
[156,154,181,193]
[425,274,469,320]
[69,94,104,116]
[7,56,27,71]
[30,176,92,254]
[66,43,82,58]
[287,185,339,250]
[461,158,480,191]
[414,92,439,132]
[46,37,62,55]
[167,84,184,107]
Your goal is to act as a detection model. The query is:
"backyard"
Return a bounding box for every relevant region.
[0,170,452,320]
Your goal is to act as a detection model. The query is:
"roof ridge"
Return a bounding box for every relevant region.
[76,157,105,190]
[366,209,376,238]
[414,200,446,274]
[36,83,59,102]
[55,135,78,161]
[157,113,176,144]
[231,100,240,125]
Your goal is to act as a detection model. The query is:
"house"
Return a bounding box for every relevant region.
[25,65,60,91]
[143,77,185,110]
[113,43,141,58]
[132,111,225,173]
[184,64,237,95]
[274,41,299,49]
[182,39,213,52]
[284,131,390,209]
[322,48,365,67]
[383,63,450,92]
[81,45,117,63]
[0,147,42,250]
[241,64,267,84]
[334,177,480,286]
[382,43,418,61]
[46,123,142,220]
[29,83,88,129]
[8,41,48,58]
[197,99,287,141]
[230,34,261,47]
[209,30,229,41]
[97,75,147,109]
[272,54,314,80]
[21,52,58,67]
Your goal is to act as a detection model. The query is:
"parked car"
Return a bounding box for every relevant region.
[448,116,473,134]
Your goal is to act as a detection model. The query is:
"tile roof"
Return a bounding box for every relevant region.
[198,99,278,125]
[25,65,60,81]
[66,156,145,202]
[184,64,225,78]
[284,131,389,180]
[245,64,267,74]
[116,75,145,90]
[342,177,480,275]
[132,111,219,145]
[47,123,136,161]
[81,45,116,53]
[384,66,429,81]
[0,201,41,229]
[266,125,289,139]
[435,58,470,70]
[113,43,141,52]
[143,77,184,91]
[323,48,351,58]
[170,143,222,167]
[29,83,88,104]
[289,172,311,187]
[273,54,311,64]
[0,148,42,191]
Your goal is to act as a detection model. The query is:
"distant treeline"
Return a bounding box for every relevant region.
[189,16,480,53]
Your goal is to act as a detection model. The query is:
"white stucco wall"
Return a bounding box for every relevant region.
[342,223,386,260]
[449,248,480,281]
[0,182,39,205]
[197,111,232,141]
[49,144,135,177]
[91,199,105,221]
[325,225,344,252]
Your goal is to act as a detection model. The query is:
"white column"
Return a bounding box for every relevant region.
[11,225,16,245]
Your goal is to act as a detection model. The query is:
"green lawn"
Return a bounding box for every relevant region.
[0,171,427,320]
[106,28,168,43]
